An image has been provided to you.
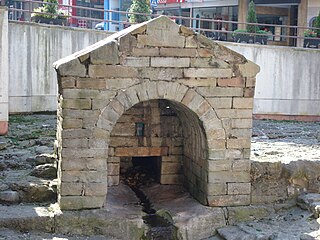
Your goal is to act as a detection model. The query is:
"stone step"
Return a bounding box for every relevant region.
[297,193,320,218]
[216,226,270,240]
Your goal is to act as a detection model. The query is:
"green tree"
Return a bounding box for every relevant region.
[128,0,150,23]
[314,11,320,37]
[246,0,259,33]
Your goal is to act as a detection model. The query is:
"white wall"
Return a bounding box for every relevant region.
[223,42,320,116]
[8,21,111,113]
[0,7,8,132]
[7,22,320,117]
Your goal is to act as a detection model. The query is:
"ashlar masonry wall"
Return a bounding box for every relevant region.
[54,16,260,210]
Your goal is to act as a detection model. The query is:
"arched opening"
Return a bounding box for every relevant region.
[107,99,209,204]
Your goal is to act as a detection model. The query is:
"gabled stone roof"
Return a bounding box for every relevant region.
[53,16,259,78]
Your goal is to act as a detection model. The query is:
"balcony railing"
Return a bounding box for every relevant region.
[5,0,320,48]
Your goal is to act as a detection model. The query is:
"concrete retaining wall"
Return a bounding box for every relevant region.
[6,22,320,117]
[223,42,320,117]
[0,7,8,134]
[8,21,111,113]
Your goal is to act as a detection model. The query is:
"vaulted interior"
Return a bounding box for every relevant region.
[108,99,209,204]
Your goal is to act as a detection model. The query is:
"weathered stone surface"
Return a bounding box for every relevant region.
[227,205,272,225]
[59,196,105,210]
[89,65,138,78]
[138,17,185,48]
[90,40,119,65]
[0,191,19,203]
[139,68,183,80]
[55,15,258,210]
[122,57,150,67]
[30,164,57,179]
[160,48,196,57]
[151,57,190,68]
[184,68,232,78]
[238,60,260,77]
[55,57,86,77]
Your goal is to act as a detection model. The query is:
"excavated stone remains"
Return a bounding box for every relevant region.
[54,16,259,210]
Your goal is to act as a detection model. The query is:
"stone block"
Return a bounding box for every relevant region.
[85,182,108,196]
[184,68,232,78]
[228,183,251,195]
[107,175,120,186]
[62,118,82,129]
[60,77,76,88]
[207,194,250,207]
[161,162,182,174]
[56,58,86,77]
[151,57,190,68]
[207,98,232,109]
[226,149,242,159]
[233,98,253,109]
[111,122,135,136]
[62,138,89,148]
[208,159,232,171]
[208,171,250,183]
[160,174,183,184]
[217,77,245,87]
[61,148,107,159]
[62,109,100,119]
[177,78,216,87]
[115,147,168,157]
[159,48,196,57]
[207,183,227,195]
[208,149,226,160]
[60,182,82,196]
[62,89,102,99]
[207,128,226,140]
[227,138,251,149]
[61,157,107,171]
[207,139,226,150]
[118,34,137,52]
[132,47,159,56]
[227,206,272,225]
[90,40,119,65]
[215,109,253,119]
[244,87,255,97]
[61,170,107,183]
[62,99,91,110]
[122,57,150,67]
[76,79,107,90]
[196,87,243,97]
[191,58,230,68]
[232,160,251,172]
[181,89,197,106]
[179,25,195,36]
[185,36,198,48]
[195,100,211,117]
[138,17,185,48]
[238,60,260,77]
[174,84,189,102]
[139,68,183,80]
[89,65,138,78]
[59,196,105,210]
[110,137,138,147]
[107,156,120,163]
[107,163,119,175]
[232,119,253,129]
[61,129,92,139]
[246,77,256,87]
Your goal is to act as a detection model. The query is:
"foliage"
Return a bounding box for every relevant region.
[232,29,248,37]
[31,0,68,19]
[304,29,317,38]
[314,11,320,37]
[246,0,259,33]
[128,0,150,23]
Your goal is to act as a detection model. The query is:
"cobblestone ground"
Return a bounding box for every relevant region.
[0,114,319,239]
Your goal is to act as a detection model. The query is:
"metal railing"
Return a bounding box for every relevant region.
[5,0,320,48]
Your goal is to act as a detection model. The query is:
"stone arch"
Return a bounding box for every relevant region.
[91,81,225,205]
